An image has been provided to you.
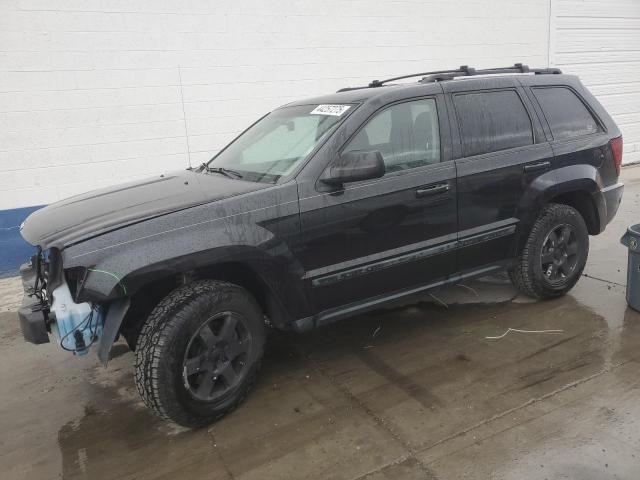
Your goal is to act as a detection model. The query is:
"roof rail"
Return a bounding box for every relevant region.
[338,64,562,92]
[367,67,469,88]
[419,63,561,83]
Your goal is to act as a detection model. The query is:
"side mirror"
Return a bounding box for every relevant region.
[322,150,385,186]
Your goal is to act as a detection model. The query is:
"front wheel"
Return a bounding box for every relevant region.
[134,280,265,427]
[509,204,589,299]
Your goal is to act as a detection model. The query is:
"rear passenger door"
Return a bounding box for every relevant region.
[443,79,553,272]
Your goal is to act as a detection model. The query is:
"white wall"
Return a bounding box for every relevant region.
[550,0,640,165]
[1,0,554,211]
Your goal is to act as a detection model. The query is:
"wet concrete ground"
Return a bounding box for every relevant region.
[2,167,640,480]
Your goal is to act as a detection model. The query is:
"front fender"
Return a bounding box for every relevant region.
[59,180,306,311]
[66,220,283,299]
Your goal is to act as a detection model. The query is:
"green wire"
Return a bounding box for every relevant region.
[88,268,127,295]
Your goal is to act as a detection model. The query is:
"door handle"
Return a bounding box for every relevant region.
[524,161,551,173]
[416,183,450,197]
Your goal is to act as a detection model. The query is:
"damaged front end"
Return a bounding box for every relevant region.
[18,248,104,356]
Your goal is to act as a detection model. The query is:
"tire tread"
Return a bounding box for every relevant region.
[134,280,263,427]
[509,203,588,299]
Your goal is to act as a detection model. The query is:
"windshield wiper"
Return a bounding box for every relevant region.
[199,163,243,179]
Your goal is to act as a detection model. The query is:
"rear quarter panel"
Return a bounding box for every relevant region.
[516,74,622,241]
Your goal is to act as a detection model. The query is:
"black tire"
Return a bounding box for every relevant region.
[134,280,265,428]
[509,203,589,299]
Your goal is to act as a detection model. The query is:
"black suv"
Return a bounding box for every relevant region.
[18,64,624,427]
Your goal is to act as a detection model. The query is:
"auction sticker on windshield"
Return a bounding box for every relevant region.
[310,104,351,116]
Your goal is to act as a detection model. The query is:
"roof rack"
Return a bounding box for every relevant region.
[419,63,561,83]
[337,64,562,92]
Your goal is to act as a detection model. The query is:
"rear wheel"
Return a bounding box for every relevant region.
[509,204,589,299]
[134,280,265,427]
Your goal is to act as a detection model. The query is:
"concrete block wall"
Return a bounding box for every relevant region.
[549,0,640,166]
[0,0,577,275]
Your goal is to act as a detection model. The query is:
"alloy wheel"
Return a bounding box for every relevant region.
[540,223,579,285]
[182,311,252,402]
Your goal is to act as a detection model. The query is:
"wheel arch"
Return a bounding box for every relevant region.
[548,189,600,235]
[549,164,607,235]
[515,164,605,257]
[192,260,293,330]
[117,257,295,352]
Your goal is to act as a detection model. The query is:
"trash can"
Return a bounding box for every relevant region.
[621,224,640,311]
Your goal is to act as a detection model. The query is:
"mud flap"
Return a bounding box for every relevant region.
[97,298,130,366]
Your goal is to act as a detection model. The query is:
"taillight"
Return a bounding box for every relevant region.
[610,136,623,176]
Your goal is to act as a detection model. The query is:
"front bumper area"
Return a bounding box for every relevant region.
[19,297,49,344]
[17,260,50,344]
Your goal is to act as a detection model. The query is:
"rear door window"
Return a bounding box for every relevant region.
[532,87,601,141]
[453,90,533,157]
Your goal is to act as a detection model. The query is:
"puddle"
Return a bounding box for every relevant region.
[57,356,227,479]
[8,274,633,479]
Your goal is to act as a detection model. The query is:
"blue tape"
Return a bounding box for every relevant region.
[0,205,44,278]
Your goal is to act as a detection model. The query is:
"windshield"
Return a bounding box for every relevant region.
[207,104,352,183]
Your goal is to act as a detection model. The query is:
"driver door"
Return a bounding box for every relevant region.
[295,96,458,317]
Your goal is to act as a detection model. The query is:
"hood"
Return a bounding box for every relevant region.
[20,170,270,249]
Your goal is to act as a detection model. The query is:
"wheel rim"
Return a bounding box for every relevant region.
[540,223,579,285]
[182,311,252,402]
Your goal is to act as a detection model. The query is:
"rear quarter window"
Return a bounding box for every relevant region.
[453,90,533,157]
[532,87,601,141]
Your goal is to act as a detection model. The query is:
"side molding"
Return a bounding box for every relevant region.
[308,222,517,288]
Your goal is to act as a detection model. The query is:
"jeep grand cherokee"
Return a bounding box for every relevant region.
[17,64,624,427]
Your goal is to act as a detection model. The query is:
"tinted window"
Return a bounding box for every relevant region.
[344,98,440,173]
[454,90,533,157]
[533,87,601,140]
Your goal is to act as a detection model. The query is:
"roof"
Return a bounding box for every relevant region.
[283,84,399,107]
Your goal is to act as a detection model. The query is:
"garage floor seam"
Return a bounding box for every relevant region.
[415,358,639,460]
[287,337,440,480]
[206,430,236,479]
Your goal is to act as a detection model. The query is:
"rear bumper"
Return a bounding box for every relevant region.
[17,260,50,344]
[601,182,624,227]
